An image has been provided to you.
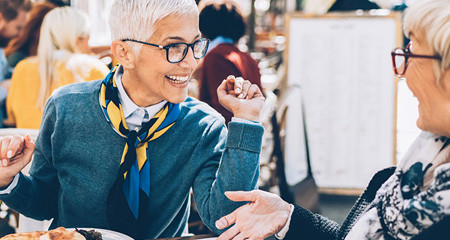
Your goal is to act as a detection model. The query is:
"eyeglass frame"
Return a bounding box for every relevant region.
[121,38,210,63]
[391,43,441,76]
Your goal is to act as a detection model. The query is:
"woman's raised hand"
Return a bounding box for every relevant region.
[217,75,265,122]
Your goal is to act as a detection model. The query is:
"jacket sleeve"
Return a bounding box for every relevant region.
[191,120,264,234]
[284,204,340,240]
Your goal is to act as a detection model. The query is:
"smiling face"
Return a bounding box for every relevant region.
[121,12,201,107]
[404,34,450,135]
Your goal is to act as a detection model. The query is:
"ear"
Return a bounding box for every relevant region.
[111,40,136,69]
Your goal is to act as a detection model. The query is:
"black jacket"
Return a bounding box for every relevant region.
[284,167,450,239]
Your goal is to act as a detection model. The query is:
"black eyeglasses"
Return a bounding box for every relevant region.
[122,38,210,63]
[391,43,441,76]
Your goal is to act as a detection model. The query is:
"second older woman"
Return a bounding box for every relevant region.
[214,0,450,239]
[6,7,109,129]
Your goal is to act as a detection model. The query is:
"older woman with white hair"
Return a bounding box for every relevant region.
[6,6,109,129]
[214,0,450,239]
[0,0,265,239]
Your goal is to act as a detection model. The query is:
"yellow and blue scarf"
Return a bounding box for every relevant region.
[102,66,180,237]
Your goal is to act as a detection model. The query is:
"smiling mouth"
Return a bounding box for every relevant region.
[166,75,190,84]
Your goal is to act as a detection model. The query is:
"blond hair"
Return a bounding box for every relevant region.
[109,0,198,56]
[37,7,90,109]
[403,0,450,82]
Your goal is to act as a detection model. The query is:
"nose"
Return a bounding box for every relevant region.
[179,47,198,70]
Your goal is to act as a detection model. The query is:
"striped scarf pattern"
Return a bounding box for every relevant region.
[101,66,180,238]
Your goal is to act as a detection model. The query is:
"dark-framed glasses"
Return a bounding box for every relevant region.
[391,43,441,76]
[122,38,210,63]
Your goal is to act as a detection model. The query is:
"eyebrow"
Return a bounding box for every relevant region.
[164,34,201,42]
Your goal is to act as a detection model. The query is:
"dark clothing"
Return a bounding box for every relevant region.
[285,167,450,239]
[199,43,261,124]
[328,0,379,12]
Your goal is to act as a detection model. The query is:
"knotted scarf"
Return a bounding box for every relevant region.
[345,131,450,239]
[101,66,180,238]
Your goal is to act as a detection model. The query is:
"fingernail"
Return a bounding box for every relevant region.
[216,219,226,229]
[2,159,7,167]
[235,88,241,93]
[238,93,244,98]
[7,150,12,158]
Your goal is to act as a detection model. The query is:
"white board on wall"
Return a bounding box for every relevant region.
[284,13,402,191]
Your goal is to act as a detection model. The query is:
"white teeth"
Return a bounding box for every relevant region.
[166,75,190,83]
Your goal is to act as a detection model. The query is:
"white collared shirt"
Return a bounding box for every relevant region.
[114,65,167,131]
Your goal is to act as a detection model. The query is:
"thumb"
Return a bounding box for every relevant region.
[23,134,36,156]
[217,80,227,95]
[225,191,257,202]
[215,210,236,230]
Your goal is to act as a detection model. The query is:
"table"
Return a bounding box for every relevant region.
[148,234,217,240]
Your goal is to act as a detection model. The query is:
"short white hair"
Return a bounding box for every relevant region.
[403,0,450,82]
[109,0,198,56]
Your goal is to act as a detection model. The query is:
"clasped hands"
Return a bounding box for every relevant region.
[0,134,35,188]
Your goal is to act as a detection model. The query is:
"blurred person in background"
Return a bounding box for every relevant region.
[198,0,262,124]
[0,0,33,127]
[214,0,450,239]
[4,2,56,68]
[0,0,265,239]
[5,7,110,129]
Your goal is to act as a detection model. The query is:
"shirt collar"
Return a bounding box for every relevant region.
[113,65,167,119]
[208,36,235,52]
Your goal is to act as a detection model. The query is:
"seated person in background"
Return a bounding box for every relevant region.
[4,2,56,68]
[6,7,110,129]
[0,0,265,239]
[0,0,33,127]
[214,0,450,239]
[198,0,262,124]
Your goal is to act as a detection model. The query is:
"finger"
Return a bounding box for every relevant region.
[238,81,251,99]
[231,232,246,240]
[225,190,258,202]
[216,210,237,229]
[246,84,262,99]
[225,75,236,91]
[23,134,36,156]
[0,136,11,166]
[8,135,25,158]
[216,225,240,240]
[234,77,244,94]
[217,79,228,96]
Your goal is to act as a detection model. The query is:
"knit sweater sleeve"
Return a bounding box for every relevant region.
[0,95,59,220]
[284,205,340,240]
[191,120,264,235]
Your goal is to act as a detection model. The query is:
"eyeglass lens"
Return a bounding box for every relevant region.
[393,48,406,75]
[168,39,208,63]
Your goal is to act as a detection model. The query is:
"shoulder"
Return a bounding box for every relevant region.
[64,54,110,77]
[14,56,38,70]
[205,44,256,64]
[51,80,102,102]
[206,44,239,57]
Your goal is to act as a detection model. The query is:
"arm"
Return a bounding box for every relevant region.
[193,77,265,234]
[284,205,340,240]
[191,118,264,234]
[0,97,60,220]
